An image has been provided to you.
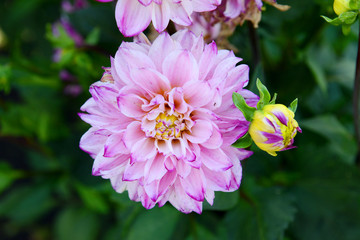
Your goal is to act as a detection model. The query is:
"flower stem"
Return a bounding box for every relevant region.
[247,22,261,70]
[354,21,360,164]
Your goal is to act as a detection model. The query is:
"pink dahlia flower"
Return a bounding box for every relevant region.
[79,30,257,213]
[95,0,221,37]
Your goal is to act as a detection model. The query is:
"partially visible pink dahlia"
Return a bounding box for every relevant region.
[79,30,257,213]
[95,0,221,37]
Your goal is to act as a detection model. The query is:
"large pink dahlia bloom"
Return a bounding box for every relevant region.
[95,0,221,37]
[79,30,257,213]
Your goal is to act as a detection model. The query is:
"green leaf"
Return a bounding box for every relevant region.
[338,11,358,24]
[321,15,342,26]
[224,186,296,240]
[85,27,101,45]
[342,24,352,35]
[203,191,239,211]
[256,79,271,110]
[269,93,277,104]
[127,206,181,240]
[349,0,360,9]
[55,207,100,240]
[321,15,343,26]
[0,161,24,193]
[232,132,253,149]
[301,115,357,164]
[75,182,109,214]
[232,92,256,122]
[288,98,298,113]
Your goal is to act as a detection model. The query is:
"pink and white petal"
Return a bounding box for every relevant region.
[152,2,170,33]
[131,138,157,162]
[109,172,127,194]
[200,148,233,172]
[123,121,146,150]
[179,168,205,201]
[114,46,156,86]
[89,82,119,114]
[127,181,140,201]
[144,154,167,183]
[202,165,232,191]
[149,32,179,71]
[103,132,128,157]
[122,161,146,181]
[168,3,192,26]
[176,159,191,178]
[78,113,115,129]
[164,155,176,171]
[80,98,102,115]
[167,87,188,114]
[162,49,199,88]
[115,0,152,37]
[80,127,110,157]
[130,67,171,95]
[169,179,203,214]
[201,125,223,149]
[184,119,213,144]
[168,138,187,158]
[224,0,244,19]
[139,188,157,209]
[205,189,215,206]
[117,93,147,119]
[139,0,152,6]
[198,41,217,81]
[171,29,197,51]
[192,0,219,12]
[183,81,214,107]
[92,151,129,176]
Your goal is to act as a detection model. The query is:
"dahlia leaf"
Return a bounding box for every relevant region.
[338,11,358,24]
[269,93,277,104]
[232,92,256,122]
[232,132,253,149]
[321,15,342,26]
[256,79,271,109]
[288,98,298,113]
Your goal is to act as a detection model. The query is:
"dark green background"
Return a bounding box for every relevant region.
[1,0,360,239]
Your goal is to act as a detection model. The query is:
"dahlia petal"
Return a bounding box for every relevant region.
[172,30,197,51]
[201,125,223,149]
[140,189,156,209]
[183,81,214,107]
[224,0,244,18]
[123,121,145,150]
[205,189,215,205]
[103,132,128,157]
[177,159,191,178]
[202,166,232,191]
[93,151,129,176]
[89,82,120,114]
[152,2,171,33]
[169,179,203,214]
[139,0,152,6]
[115,0,152,37]
[192,0,219,12]
[200,148,233,172]
[164,155,176,171]
[163,49,199,87]
[167,87,188,114]
[168,3,192,26]
[114,46,156,86]
[80,128,110,157]
[198,41,217,81]
[131,138,157,162]
[117,93,147,119]
[123,161,146,181]
[185,119,213,144]
[130,67,171,94]
[110,171,127,193]
[168,138,187,158]
[144,154,167,183]
[180,168,205,201]
[149,32,179,71]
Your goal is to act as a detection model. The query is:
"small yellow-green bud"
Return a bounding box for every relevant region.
[333,0,351,15]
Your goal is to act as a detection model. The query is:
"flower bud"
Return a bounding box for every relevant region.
[333,0,351,15]
[248,104,301,156]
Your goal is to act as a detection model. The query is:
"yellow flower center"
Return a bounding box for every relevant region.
[155,112,185,140]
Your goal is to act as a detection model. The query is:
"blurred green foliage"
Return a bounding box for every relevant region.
[1,0,360,239]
